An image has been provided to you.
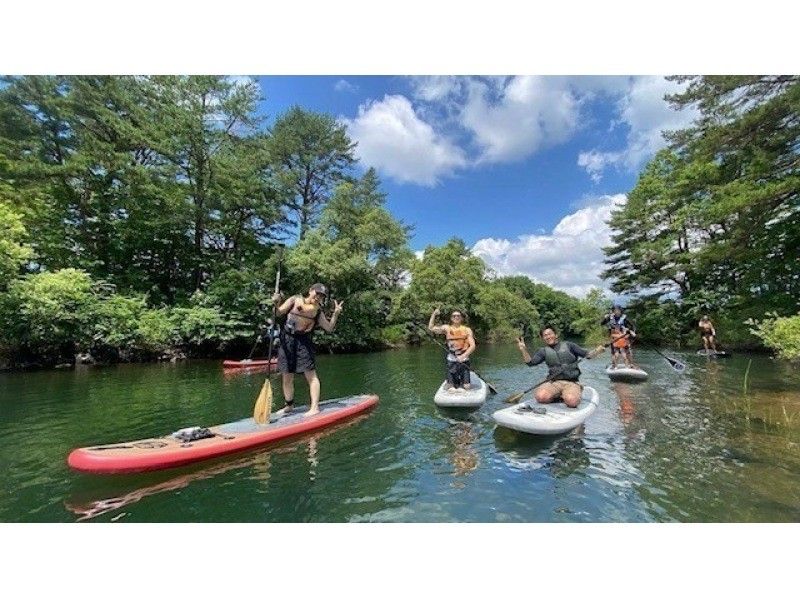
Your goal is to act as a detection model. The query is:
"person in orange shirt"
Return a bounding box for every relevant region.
[600,305,637,369]
[428,307,476,391]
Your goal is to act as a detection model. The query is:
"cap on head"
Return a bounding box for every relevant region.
[310,283,328,297]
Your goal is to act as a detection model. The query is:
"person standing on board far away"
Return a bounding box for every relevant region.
[698,315,718,352]
[601,305,637,369]
[429,307,476,392]
[516,327,604,408]
[272,283,343,417]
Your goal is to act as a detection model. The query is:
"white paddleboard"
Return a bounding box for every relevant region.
[434,371,488,408]
[606,366,649,381]
[492,386,600,435]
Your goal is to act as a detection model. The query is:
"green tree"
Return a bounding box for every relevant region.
[267,106,356,239]
[571,288,611,345]
[603,76,800,348]
[498,275,581,335]
[0,201,34,289]
[472,282,539,342]
[0,269,98,362]
[283,171,412,350]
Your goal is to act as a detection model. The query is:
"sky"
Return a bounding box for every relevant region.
[251,76,698,298]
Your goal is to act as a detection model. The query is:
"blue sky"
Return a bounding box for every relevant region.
[251,76,696,297]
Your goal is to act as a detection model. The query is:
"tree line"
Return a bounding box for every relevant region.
[0,76,599,369]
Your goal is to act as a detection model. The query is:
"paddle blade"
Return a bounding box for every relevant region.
[486,381,498,395]
[253,379,273,424]
[667,357,686,373]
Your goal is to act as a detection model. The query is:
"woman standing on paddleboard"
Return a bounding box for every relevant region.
[272,283,343,417]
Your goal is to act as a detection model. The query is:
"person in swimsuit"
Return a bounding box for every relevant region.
[698,315,717,352]
[272,283,343,417]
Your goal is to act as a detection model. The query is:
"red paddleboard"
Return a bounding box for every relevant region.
[223,358,277,368]
[67,395,378,474]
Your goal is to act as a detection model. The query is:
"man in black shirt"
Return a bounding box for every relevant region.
[516,327,604,408]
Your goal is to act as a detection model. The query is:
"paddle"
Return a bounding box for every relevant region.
[243,328,264,362]
[410,321,498,394]
[503,333,627,404]
[649,346,686,372]
[253,247,283,425]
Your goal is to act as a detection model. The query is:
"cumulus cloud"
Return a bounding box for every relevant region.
[334,79,358,93]
[578,150,624,183]
[340,94,467,186]
[578,76,698,182]
[340,76,695,187]
[471,194,627,297]
[461,76,583,163]
[410,76,461,102]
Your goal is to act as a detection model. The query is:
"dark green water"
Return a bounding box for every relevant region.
[1,345,799,522]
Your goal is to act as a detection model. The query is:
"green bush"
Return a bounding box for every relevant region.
[135,308,176,355]
[170,304,241,348]
[0,269,97,360]
[0,202,34,289]
[748,313,800,360]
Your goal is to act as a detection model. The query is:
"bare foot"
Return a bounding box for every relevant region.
[303,408,320,418]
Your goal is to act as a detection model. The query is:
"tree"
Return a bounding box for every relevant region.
[603,76,800,345]
[267,107,356,239]
[0,201,34,289]
[283,171,412,350]
[498,275,581,336]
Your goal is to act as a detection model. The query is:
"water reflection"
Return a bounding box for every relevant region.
[492,426,591,479]
[449,422,479,480]
[612,382,636,427]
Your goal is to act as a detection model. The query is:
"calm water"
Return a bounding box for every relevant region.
[1,345,799,522]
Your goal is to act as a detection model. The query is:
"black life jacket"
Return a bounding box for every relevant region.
[543,342,581,381]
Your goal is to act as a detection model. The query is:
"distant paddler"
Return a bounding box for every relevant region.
[516,327,604,408]
[272,283,343,417]
[428,307,476,392]
[698,315,718,352]
[601,305,637,369]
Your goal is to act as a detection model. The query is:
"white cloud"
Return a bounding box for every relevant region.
[340,94,467,186]
[578,150,624,183]
[578,76,698,182]
[334,79,358,93]
[339,76,696,187]
[461,76,583,163]
[410,76,461,102]
[471,194,627,297]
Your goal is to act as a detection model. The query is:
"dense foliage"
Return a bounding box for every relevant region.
[748,313,800,361]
